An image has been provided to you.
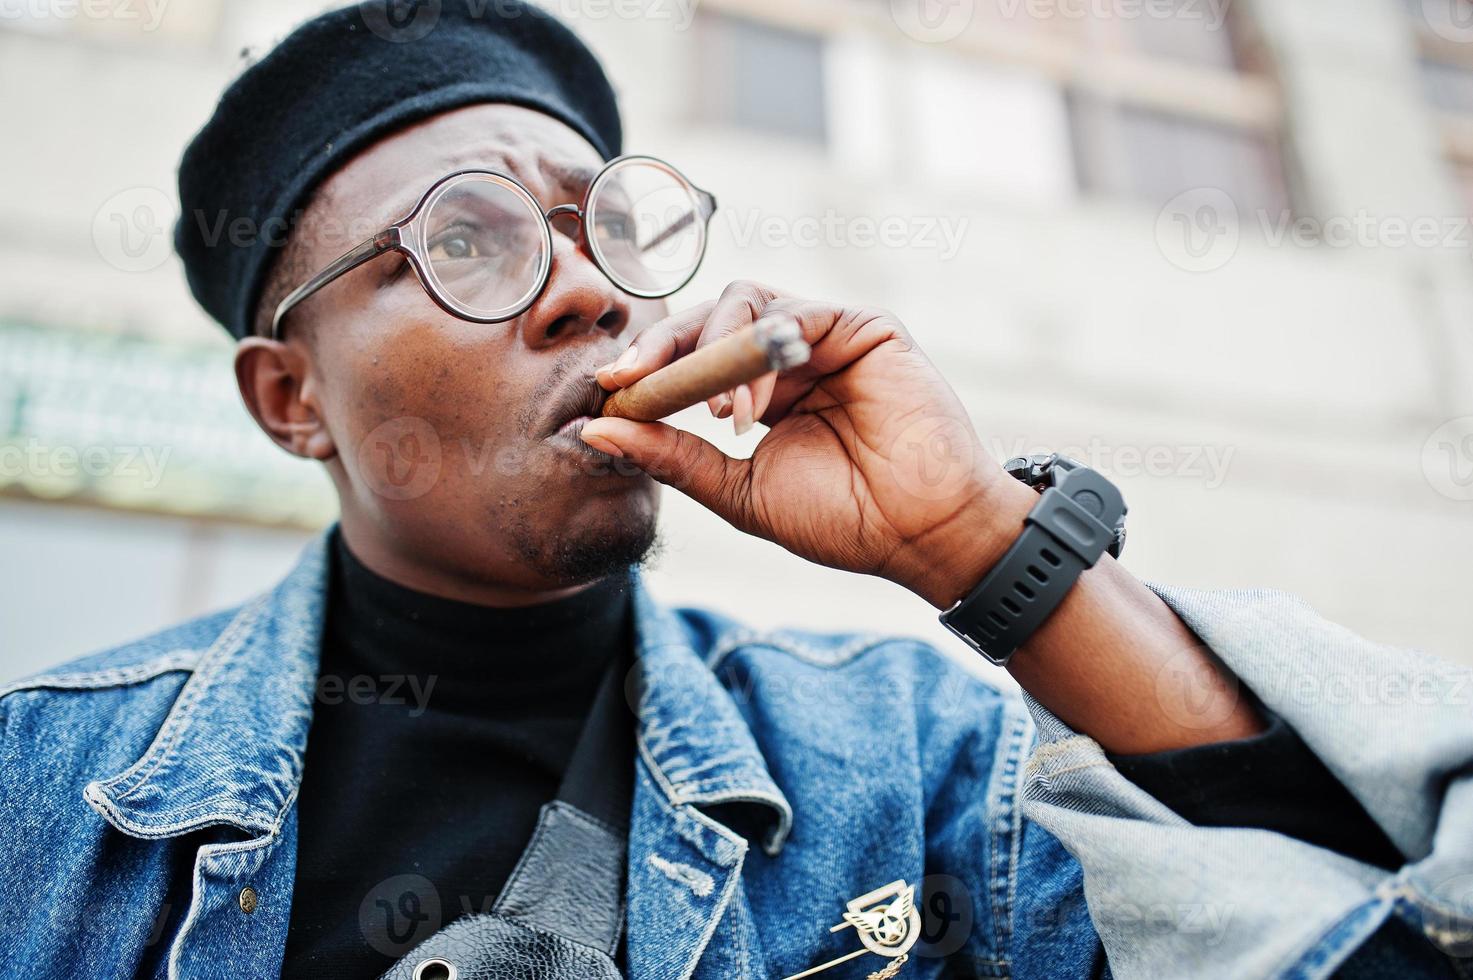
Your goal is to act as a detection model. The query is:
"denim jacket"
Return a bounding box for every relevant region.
[1,531,1469,979]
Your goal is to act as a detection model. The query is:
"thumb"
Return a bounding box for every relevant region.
[580,417,751,524]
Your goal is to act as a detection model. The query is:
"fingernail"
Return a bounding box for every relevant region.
[580,433,624,457]
[709,393,732,418]
[611,344,639,374]
[733,385,754,435]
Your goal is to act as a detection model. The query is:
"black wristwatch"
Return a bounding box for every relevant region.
[939,454,1127,666]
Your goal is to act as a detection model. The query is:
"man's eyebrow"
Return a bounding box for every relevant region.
[540,159,599,196]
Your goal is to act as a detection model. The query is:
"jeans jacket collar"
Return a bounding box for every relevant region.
[82,527,793,854]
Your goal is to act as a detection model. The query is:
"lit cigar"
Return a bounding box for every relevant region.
[600,314,811,422]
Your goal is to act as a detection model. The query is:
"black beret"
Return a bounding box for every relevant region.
[175,0,622,340]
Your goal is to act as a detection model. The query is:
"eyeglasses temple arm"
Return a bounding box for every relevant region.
[269,229,399,340]
[637,188,719,256]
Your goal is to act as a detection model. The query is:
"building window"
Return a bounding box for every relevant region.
[1071,99,1290,216]
[1409,0,1473,212]
[1420,58,1473,114]
[696,12,828,145]
[1060,1,1290,212]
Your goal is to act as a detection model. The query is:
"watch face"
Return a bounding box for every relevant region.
[1004,454,1058,492]
[1003,456,1032,482]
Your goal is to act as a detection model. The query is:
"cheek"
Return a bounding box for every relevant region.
[323,314,529,483]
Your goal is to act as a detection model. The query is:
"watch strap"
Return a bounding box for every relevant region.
[940,465,1125,665]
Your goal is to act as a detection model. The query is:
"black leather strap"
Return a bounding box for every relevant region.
[941,464,1125,665]
[379,650,635,980]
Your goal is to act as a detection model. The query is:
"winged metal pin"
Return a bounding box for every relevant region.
[780,880,921,980]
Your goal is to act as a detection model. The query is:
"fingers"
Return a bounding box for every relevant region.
[594,301,714,391]
[749,298,906,425]
[594,281,906,434]
[696,281,783,415]
[579,417,753,528]
[747,371,778,427]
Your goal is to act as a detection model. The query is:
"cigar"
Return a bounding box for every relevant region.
[600,314,811,422]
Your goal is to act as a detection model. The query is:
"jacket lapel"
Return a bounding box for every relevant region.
[623,580,792,979]
[83,533,328,839]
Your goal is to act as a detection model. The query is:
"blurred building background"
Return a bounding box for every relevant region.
[3,0,1472,683]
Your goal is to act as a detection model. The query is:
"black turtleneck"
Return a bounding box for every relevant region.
[281,531,634,979]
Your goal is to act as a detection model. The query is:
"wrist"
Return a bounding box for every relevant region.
[905,474,1039,610]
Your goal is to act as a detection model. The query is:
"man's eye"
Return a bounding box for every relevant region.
[595,214,633,241]
[428,233,479,261]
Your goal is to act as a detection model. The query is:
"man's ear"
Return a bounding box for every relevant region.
[235,337,337,461]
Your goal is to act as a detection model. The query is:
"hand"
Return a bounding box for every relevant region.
[580,281,1037,608]
[583,281,1262,752]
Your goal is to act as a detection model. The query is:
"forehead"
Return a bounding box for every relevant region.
[312,103,606,229]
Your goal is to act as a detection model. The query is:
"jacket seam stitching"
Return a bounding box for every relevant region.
[1029,759,1111,781]
[84,787,279,837]
[636,720,794,854]
[0,650,203,699]
[166,786,296,980]
[988,700,1029,967]
[636,730,688,807]
[675,805,749,980]
[705,633,904,671]
[102,597,266,801]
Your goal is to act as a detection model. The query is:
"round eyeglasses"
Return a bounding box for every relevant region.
[270,155,717,339]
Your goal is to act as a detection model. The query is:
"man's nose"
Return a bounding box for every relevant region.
[517,234,630,349]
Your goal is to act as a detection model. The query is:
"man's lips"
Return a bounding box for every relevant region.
[542,375,609,438]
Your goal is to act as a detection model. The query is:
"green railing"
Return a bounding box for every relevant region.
[0,321,334,527]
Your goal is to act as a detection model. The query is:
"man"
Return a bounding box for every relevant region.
[1,2,1468,978]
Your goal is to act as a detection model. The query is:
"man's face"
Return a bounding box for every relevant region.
[281,103,663,592]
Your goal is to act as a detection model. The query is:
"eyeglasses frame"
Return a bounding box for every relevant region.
[269,154,718,340]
